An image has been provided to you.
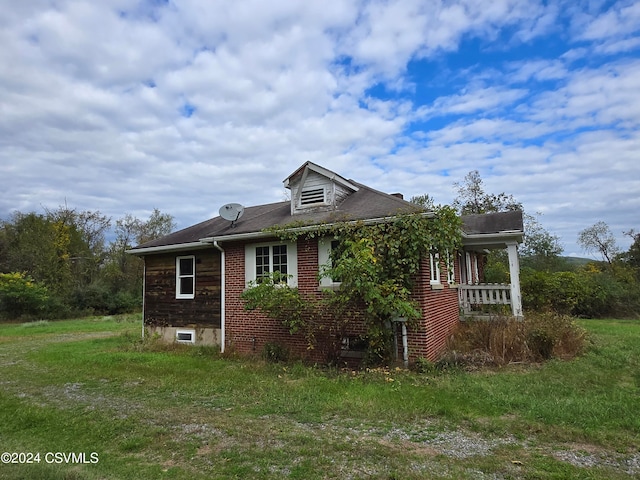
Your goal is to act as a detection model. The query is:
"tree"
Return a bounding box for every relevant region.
[104,209,176,296]
[409,194,438,210]
[623,229,640,269]
[0,212,70,296]
[578,221,619,265]
[520,213,564,271]
[453,170,522,215]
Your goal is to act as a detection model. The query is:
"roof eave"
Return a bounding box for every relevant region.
[462,230,523,249]
[126,241,211,256]
[203,211,436,244]
[283,161,359,192]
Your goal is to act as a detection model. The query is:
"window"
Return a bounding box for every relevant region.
[318,237,342,288]
[445,251,456,285]
[255,244,288,282]
[245,242,297,287]
[176,256,195,299]
[429,250,441,285]
[176,329,195,344]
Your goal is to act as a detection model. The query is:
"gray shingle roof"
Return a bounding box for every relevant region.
[130,182,421,251]
[129,178,524,253]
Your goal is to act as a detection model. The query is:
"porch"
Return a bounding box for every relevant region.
[458,283,522,318]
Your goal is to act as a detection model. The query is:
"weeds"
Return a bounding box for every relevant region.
[446,312,587,367]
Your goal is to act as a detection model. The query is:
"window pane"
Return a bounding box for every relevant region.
[180,277,193,295]
[272,245,287,275]
[179,258,193,275]
[256,246,270,280]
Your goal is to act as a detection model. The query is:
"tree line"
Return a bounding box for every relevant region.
[0,206,174,319]
[1,171,638,321]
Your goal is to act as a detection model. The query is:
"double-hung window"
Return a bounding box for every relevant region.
[246,242,297,287]
[176,255,195,299]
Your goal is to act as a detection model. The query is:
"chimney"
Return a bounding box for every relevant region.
[390,193,404,199]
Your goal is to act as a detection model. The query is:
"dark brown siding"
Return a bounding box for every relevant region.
[144,249,221,328]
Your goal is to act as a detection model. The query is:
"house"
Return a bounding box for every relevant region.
[128,161,523,364]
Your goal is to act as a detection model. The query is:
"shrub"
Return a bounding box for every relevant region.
[445,312,586,367]
[0,272,50,319]
[262,342,290,363]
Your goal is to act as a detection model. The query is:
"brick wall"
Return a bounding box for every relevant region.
[224,237,462,364]
[406,254,461,362]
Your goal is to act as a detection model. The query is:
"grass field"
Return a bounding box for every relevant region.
[0,314,639,479]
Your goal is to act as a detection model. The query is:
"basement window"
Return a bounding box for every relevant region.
[176,329,195,344]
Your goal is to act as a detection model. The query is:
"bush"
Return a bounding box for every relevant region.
[71,282,141,315]
[445,312,586,367]
[0,272,50,319]
[262,342,290,363]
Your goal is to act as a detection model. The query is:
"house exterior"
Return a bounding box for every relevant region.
[128,162,523,364]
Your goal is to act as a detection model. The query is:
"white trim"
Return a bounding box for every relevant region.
[176,255,196,299]
[176,329,196,344]
[318,236,341,289]
[284,161,360,193]
[213,241,226,353]
[127,241,209,256]
[429,250,441,286]
[445,251,456,285]
[244,241,298,287]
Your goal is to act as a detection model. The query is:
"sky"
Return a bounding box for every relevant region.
[1,0,639,258]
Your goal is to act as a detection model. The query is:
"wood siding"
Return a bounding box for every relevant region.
[144,249,221,328]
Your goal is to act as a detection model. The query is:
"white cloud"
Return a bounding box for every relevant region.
[0,0,638,258]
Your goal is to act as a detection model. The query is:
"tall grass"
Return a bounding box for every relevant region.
[446,312,587,366]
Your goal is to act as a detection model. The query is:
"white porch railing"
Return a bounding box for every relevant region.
[459,283,512,315]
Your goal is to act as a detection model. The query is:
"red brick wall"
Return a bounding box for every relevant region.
[224,237,340,363]
[406,254,461,362]
[224,237,461,364]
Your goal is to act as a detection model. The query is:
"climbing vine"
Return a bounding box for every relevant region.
[241,206,462,364]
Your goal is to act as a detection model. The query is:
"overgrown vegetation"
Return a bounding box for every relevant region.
[242,208,462,364]
[445,312,587,368]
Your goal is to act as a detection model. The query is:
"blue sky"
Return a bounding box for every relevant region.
[1,0,639,257]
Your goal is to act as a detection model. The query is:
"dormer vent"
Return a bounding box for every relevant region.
[300,188,326,206]
[283,161,359,215]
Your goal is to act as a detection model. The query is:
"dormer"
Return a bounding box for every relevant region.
[284,162,359,215]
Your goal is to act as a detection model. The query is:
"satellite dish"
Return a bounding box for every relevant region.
[219,203,245,226]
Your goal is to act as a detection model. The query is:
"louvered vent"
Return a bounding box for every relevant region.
[300,188,325,205]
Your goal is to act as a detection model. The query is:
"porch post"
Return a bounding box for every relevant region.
[506,241,523,319]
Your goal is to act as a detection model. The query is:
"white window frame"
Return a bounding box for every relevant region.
[245,241,298,287]
[176,255,195,299]
[429,250,441,286]
[445,251,456,285]
[318,237,341,289]
[176,329,195,344]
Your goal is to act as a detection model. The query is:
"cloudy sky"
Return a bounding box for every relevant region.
[1,0,639,257]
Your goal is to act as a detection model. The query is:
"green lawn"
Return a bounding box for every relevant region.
[0,315,639,479]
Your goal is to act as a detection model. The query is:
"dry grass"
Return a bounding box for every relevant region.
[444,312,587,367]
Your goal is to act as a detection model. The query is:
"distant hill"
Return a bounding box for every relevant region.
[563,256,596,267]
